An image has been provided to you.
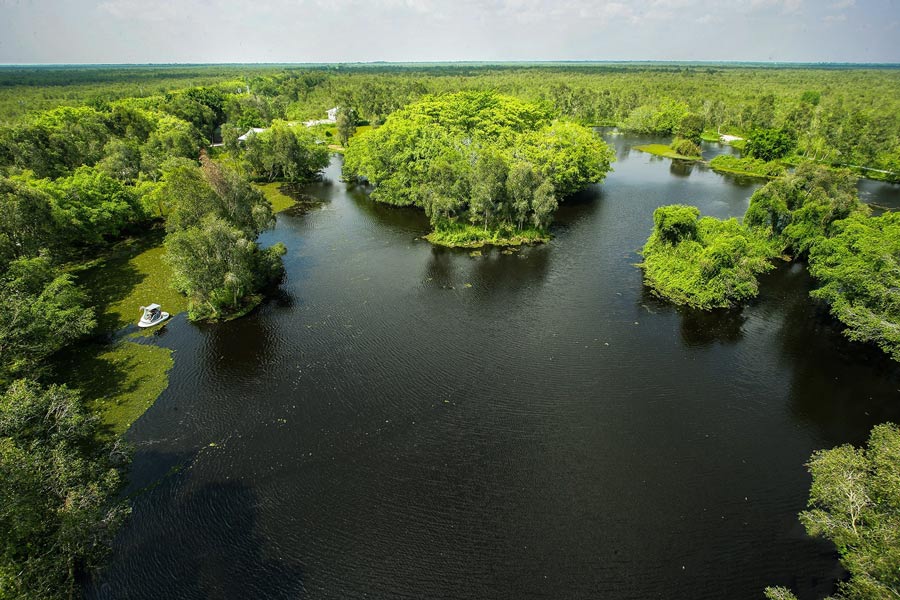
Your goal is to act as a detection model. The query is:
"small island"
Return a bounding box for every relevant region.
[342,92,615,248]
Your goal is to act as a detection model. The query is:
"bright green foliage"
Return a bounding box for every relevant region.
[620,100,690,135]
[516,121,614,196]
[97,138,143,181]
[162,156,284,320]
[0,106,110,178]
[424,222,549,249]
[798,423,900,600]
[0,256,95,386]
[241,120,330,182]
[165,215,285,320]
[0,379,129,600]
[336,106,357,147]
[745,128,796,162]
[764,588,799,600]
[745,163,866,255]
[709,155,786,179]
[0,178,55,268]
[640,205,780,309]
[163,94,217,141]
[161,155,274,237]
[670,137,702,158]
[652,204,700,244]
[31,166,146,247]
[343,92,613,242]
[675,112,705,145]
[139,114,206,178]
[808,212,900,362]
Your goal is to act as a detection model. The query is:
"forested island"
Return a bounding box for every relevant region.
[0,63,898,600]
[343,91,614,246]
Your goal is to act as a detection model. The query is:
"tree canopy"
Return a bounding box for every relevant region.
[744,163,866,256]
[0,255,95,387]
[639,205,780,309]
[808,212,900,362]
[0,380,129,600]
[343,91,614,244]
[767,423,900,600]
[162,156,285,320]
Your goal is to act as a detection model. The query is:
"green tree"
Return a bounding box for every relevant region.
[165,215,285,319]
[0,256,95,385]
[35,165,146,247]
[0,379,129,600]
[140,114,205,179]
[531,179,558,229]
[98,138,142,181]
[507,161,539,231]
[640,205,779,309]
[675,112,705,145]
[0,178,55,267]
[808,212,900,361]
[336,106,357,147]
[468,149,508,230]
[770,423,900,600]
[745,163,865,255]
[652,204,700,244]
[745,128,796,162]
[242,121,329,183]
[159,156,274,237]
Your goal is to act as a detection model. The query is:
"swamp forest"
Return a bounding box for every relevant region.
[0,61,899,600]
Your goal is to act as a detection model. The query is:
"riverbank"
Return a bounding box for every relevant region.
[424,223,550,248]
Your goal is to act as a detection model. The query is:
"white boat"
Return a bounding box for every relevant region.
[138,304,170,328]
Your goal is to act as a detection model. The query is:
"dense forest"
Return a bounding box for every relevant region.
[0,63,898,599]
[2,64,898,178]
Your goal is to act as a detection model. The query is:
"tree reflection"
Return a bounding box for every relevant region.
[88,461,306,599]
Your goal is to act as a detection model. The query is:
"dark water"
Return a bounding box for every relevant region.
[88,133,900,600]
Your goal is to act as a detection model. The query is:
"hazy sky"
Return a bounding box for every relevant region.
[0,0,897,64]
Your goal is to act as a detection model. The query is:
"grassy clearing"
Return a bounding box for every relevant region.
[255,182,298,213]
[634,144,701,160]
[425,223,550,248]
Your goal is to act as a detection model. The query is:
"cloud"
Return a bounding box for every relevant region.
[823,13,848,22]
[830,0,855,8]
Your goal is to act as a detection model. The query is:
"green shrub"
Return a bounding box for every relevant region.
[640,205,780,309]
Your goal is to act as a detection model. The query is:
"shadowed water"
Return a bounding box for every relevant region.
[88,132,900,600]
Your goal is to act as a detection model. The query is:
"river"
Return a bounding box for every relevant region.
[88,131,900,600]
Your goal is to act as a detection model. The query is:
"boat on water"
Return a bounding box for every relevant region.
[138,304,170,328]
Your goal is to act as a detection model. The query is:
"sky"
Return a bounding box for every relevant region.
[0,0,898,64]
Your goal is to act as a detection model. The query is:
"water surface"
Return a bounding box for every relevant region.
[89,132,900,600]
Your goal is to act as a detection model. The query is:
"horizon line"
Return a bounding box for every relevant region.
[1,60,899,68]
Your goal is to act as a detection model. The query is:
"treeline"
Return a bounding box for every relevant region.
[641,163,900,362]
[342,91,614,246]
[3,64,897,179]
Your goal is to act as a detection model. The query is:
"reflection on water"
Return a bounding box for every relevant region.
[89,133,900,600]
[669,159,696,178]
